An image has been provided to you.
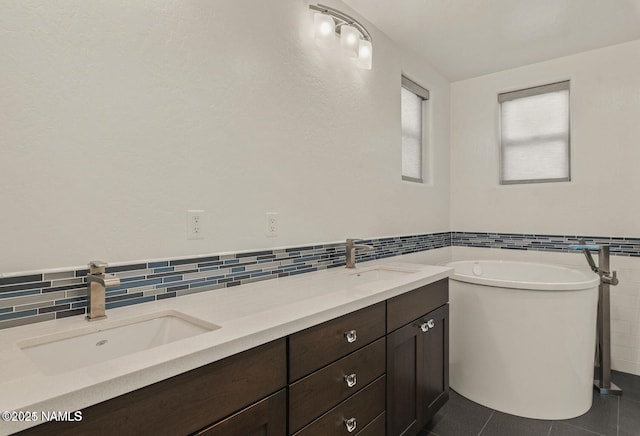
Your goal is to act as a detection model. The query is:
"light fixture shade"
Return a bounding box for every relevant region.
[356,39,372,69]
[340,25,360,57]
[313,12,335,47]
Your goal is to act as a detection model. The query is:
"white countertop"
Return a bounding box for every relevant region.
[0,259,451,434]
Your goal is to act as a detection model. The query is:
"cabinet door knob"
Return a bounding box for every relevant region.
[344,330,357,343]
[419,319,435,332]
[344,417,357,433]
[344,373,357,388]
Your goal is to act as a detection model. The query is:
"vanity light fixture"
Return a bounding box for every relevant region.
[356,39,372,70]
[313,11,335,47]
[340,24,360,57]
[310,3,373,69]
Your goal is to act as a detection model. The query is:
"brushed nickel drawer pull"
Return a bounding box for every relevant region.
[344,329,357,343]
[344,417,357,433]
[344,373,357,388]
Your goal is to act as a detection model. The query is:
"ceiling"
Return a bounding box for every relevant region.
[342,0,640,81]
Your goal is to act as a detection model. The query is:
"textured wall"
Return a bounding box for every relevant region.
[0,0,450,273]
[450,40,640,236]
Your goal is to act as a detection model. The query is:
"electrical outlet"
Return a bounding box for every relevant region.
[187,210,204,240]
[266,212,278,237]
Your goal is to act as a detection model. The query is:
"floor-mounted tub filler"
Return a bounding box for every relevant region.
[569,243,621,396]
[446,260,600,419]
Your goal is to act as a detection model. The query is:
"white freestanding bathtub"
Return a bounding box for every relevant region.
[446,260,600,419]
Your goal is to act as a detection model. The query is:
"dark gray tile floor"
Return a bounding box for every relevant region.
[420,371,640,436]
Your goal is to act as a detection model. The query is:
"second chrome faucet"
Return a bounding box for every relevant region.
[345,238,374,268]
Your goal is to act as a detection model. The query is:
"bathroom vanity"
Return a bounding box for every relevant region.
[1,262,451,436]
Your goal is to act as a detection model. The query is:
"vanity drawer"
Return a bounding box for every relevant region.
[289,338,386,433]
[289,301,385,382]
[19,338,286,436]
[194,389,286,435]
[387,278,448,332]
[357,412,385,436]
[293,375,385,436]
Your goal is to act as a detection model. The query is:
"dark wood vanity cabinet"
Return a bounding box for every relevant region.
[386,280,449,436]
[288,302,387,435]
[17,279,449,436]
[289,279,449,436]
[17,339,287,436]
[193,389,286,436]
[288,302,386,383]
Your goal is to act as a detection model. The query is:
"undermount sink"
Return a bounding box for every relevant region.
[350,266,419,281]
[19,311,220,375]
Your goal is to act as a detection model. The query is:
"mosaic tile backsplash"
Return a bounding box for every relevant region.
[0,232,450,330]
[451,232,640,256]
[2,231,638,330]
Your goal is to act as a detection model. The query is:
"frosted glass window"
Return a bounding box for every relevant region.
[401,76,429,182]
[499,81,570,184]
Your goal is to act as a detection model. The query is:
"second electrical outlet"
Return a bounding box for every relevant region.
[187,210,205,240]
[266,212,278,237]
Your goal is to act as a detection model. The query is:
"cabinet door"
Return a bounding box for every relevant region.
[194,389,286,436]
[387,318,423,436]
[420,304,449,424]
[386,304,449,436]
[18,339,286,436]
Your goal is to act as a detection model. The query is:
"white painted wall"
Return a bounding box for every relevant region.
[0,0,450,273]
[449,40,640,376]
[450,40,640,236]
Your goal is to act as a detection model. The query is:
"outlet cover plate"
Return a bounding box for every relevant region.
[187,210,204,240]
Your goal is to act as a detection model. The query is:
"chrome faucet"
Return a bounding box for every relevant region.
[345,238,374,269]
[86,260,120,321]
[569,240,619,285]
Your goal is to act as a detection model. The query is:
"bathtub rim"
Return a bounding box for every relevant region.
[446,260,600,291]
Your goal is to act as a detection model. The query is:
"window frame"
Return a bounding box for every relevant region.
[401,75,430,183]
[498,80,571,185]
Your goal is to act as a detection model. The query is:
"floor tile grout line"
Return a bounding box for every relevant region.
[477,410,494,436]
[561,421,608,436]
